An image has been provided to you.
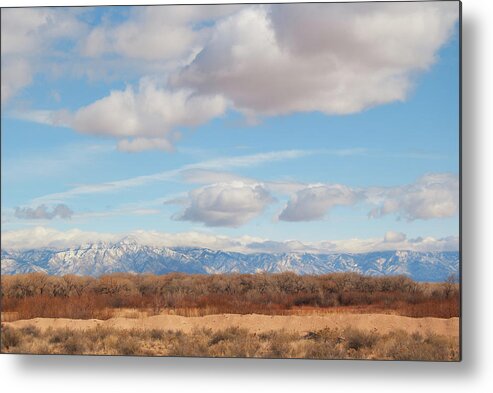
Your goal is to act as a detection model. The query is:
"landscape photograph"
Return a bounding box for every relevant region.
[1,1,460,360]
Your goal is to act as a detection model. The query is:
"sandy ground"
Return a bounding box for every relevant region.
[5,313,459,337]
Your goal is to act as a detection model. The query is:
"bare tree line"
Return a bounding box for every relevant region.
[1,272,459,319]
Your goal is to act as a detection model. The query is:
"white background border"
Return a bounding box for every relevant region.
[1,0,491,392]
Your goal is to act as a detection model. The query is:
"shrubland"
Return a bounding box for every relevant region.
[0,323,459,361]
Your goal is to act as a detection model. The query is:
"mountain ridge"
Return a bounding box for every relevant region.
[1,241,459,282]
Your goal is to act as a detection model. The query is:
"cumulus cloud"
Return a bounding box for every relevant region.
[8,3,458,148]
[1,8,83,55]
[176,171,458,224]
[175,182,275,227]
[72,5,246,83]
[81,14,196,61]
[367,173,459,221]
[173,2,458,116]
[72,79,226,137]
[1,8,85,101]
[1,58,32,102]
[81,5,242,61]
[26,169,455,225]
[384,231,407,243]
[190,171,458,225]
[65,79,227,151]
[14,204,73,220]
[0,226,459,253]
[279,184,359,222]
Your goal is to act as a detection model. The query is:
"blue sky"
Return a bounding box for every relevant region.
[1,2,460,252]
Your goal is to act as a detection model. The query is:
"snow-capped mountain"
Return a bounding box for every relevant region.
[1,239,459,282]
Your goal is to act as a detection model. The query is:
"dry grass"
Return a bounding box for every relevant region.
[1,272,460,321]
[1,323,459,361]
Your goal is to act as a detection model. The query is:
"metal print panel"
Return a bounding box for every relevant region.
[0,1,461,361]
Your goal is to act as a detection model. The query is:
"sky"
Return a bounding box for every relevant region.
[0,2,460,253]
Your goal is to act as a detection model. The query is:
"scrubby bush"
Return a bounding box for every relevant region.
[63,336,85,354]
[1,325,20,350]
[113,336,139,355]
[1,324,459,360]
[344,328,378,351]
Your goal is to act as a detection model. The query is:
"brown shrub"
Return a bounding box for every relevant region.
[1,325,459,360]
[1,325,20,350]
[374,330,456,361]
[63,336,85,355]
[48,328,74,344]
[343,328,378,351]
[113,335,140,355]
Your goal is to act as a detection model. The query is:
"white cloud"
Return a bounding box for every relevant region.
[1,227,118,250]
[5,3,458,147]
[311,234,459,254]
[71,5,246,84]
[6,82,217,150]
[179,172,459,225]
[1,5,242,102]
[1,8,83,55]
[1,8,85,101]
[81,5,242,61]
[279,184,359,222]
[26,161,457,226]
[173,2,458,116]
[367,173,459,221]
[13,204,73,220]
[81,8,199,61]
[1,58,32,102]
[0,226,458,254]
[130,230,262,252]
[407,235,459,252]
[67,79,227,150]
[175,182,274,227]
[384,231,407,243]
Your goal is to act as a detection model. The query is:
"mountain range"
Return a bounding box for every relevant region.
[0,238,459,282]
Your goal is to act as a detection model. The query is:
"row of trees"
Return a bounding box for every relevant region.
[1,272,455,301]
